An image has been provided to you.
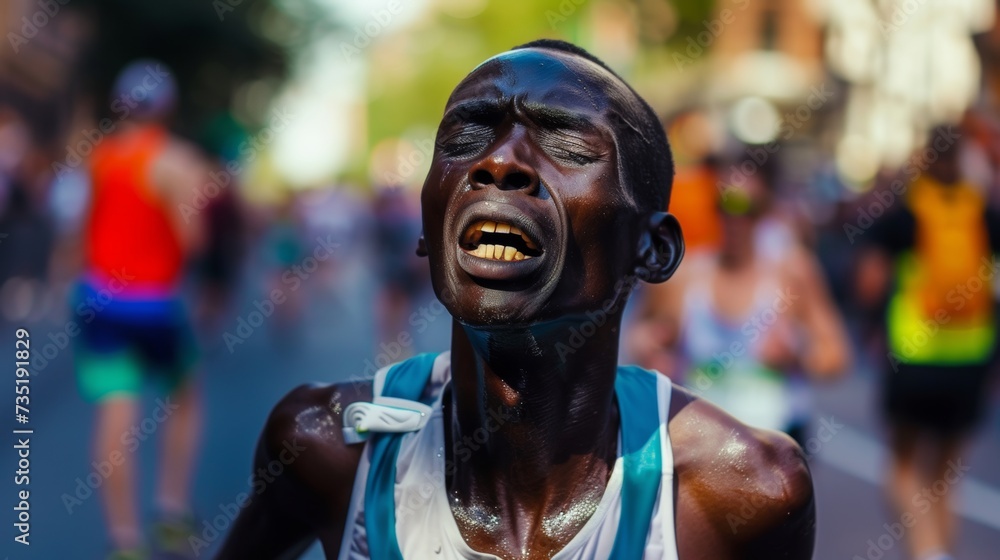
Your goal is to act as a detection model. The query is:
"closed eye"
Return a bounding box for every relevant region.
[535,130,606,166]
[437,124,494,159]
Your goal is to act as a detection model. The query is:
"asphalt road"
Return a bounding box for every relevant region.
[1,252,997,560]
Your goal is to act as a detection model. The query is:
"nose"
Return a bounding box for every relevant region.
[468,133,539,195]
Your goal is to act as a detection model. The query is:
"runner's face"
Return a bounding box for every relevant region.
[927,144,961,185]
[718,179,766,256]
[421,49,644,327]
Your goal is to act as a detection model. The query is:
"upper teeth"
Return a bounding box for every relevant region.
[463,220,538,262]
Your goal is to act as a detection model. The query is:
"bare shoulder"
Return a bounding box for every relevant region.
[150,137,207,189]
[215,382,374,557]
[160,136,205,166]
[668,384,815,558]
[257,381,373,519]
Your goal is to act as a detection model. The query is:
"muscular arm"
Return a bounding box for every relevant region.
[216,382,371,559]
[150,140,208,256]
[670,386,815,559]
[212,433,317,559]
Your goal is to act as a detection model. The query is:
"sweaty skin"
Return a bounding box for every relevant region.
[216,47,814,560]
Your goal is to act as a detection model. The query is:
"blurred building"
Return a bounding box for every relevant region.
[0,0,94,148]
[711,0,825,103]
[823,0,995,185]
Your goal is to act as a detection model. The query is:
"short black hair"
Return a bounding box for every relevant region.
[511,39,674,212]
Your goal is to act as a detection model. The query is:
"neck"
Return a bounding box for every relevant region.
[445,314,622,510]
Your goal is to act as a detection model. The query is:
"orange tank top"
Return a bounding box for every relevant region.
[86,125,183,289]
[669,165,722,251]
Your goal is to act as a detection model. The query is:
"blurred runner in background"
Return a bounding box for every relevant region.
[262,196,305,347]
[0,108,57,323]
[194,166,244,341]
[76,60,206,560]
[661,110,724,255]
[632,167,850,444]
[193,116,247,345]
[372,185,426,349]
[856,125,1000,560]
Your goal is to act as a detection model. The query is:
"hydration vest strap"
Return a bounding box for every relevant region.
[363,353,439,560]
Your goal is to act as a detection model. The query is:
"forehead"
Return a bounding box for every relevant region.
[445,48,634,118]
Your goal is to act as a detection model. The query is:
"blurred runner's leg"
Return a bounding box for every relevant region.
[94,396,142,551]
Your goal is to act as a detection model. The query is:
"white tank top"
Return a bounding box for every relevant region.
[678,258,796,432]
[338,352,680,560]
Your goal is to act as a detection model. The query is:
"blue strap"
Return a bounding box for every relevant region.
[379,353,440,405]
[364,359,663,560]
[364,353,439,560]
[609,366,663,560]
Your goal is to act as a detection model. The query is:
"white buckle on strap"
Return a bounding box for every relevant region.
[342,396,433,445]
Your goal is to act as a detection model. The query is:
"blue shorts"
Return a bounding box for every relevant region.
[72,282,198,402]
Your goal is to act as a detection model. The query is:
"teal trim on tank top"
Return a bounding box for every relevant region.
[364,352,439,560]
[609,365,663,559]
[363,355,663,560]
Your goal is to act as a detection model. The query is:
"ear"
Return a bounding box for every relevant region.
[416,234,428,257]
[635,212,684,283]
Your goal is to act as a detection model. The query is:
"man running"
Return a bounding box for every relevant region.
[78,60,206,560]
[857,126,1000,560]
[631,170,850,444]
[217,40,815,559]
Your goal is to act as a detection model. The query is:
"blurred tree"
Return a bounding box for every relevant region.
[363,0,591,185]
[661,0,716,48]
[75,0,290,141]
[362,0,722,186]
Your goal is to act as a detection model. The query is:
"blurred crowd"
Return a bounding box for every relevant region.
[2,56,999,559]
[2,0,1000,559]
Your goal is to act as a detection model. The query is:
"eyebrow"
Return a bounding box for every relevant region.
[520,102,599,134]
[441,99,506,128]
[442,98,602,135]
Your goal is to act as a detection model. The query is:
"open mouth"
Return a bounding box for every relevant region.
[460,220,543,262]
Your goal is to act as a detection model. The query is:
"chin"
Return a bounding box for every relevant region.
[432,245,562,329]
[444,281,549,328]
